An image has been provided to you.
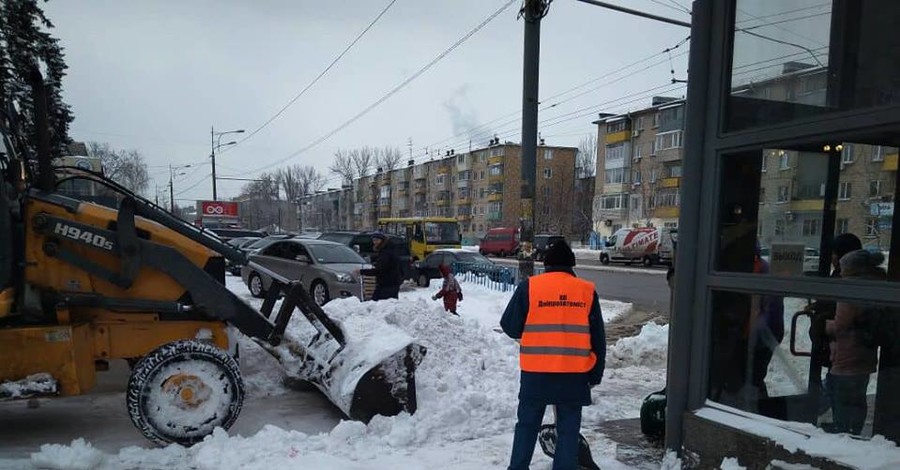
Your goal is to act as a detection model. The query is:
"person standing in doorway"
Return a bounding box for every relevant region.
[500,240,606,470]
[359,232,402,301]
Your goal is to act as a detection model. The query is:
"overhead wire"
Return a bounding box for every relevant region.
[238,0,520,176]
[222,0,400,153]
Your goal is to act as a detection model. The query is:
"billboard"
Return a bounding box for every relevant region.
[199,201,239,218]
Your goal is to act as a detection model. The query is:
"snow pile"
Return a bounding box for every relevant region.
[30,439,103,470]
[606,322,669,369]
[0,373,57,399]
[718,457,746,469]
[659,450,682,469]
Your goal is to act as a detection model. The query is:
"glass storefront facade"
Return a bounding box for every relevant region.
[668,0,900,465]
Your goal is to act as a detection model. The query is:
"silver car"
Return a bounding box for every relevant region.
[241,238,370,305]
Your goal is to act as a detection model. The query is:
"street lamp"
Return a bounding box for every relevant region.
[211,127,245,201]
[169,163,192,212]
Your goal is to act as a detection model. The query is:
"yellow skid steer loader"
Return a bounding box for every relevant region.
[0,69,425,445]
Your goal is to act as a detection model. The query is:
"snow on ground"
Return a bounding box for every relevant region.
[0,275,662,470]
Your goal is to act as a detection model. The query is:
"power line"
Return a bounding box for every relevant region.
[648,0,690,15]
[240,0,519,176]
[224,0,400,152]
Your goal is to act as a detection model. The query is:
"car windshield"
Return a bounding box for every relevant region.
[424,222,460,244]
[307,244,366,264]
[457,252,492,265]
[246,238,279,251]
[319,233,354,245]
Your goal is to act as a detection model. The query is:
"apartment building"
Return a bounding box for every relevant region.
[593,97,685,237]
[299,142,579,241]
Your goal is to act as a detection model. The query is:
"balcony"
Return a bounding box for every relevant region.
[488,170,503,182]
[414,184,426,195]
[457,196,471,205]
[606,130,629,144]
[394,169,408,182]
[436,199,450,207]
[487,211,503,221]
[437,165,451,175]
[659,177,681,188]
[885,153,898,171]
[488,155,504,166]
[413,166,427,180]
[790,199,824,212]
[488,193,503,202]
[457,179,469,188]
[457,214,472,222]
[654,206,680,218]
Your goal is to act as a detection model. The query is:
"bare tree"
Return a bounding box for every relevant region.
[297,165,325,197]
[87,142,150,195]
[275,167,299,201]
[330,149,356,184]
[577,134,597,178]
[536,182,575,236]
[375,146,403,172]
[352,146,374,178]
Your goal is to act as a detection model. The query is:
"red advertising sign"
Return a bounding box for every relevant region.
[199,201,239,217]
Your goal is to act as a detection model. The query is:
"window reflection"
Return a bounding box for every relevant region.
[716,143,896,279]
[728,0,900,131]
[709,290,900,441]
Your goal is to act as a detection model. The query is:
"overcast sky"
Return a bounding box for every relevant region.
[44,0,696,203]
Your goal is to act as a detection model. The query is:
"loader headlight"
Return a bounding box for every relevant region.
[335,272,354,283]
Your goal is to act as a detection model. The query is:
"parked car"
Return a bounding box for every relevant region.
[534,234,566,261]
[415,249,506,287]
[241,238,369,305]
[320,231,416,282]
[479,227,520,257]
[226,236,262,275]
[599,228,675,267]
[207,227,266,242]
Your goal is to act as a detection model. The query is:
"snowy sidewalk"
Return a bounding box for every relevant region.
[0,277,670,470]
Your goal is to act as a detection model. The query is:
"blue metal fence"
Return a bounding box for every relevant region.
[451,262,545,292]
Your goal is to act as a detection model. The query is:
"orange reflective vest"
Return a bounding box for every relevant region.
[520,271,597,373]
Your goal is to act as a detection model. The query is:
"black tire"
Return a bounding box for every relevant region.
[311,280,330,306]
[417,273,430,288]
[499,250,507,258]
[642,256,654,268]
[479,249,487,256]
[600,254,610,265]
[248,272,266,298]
[126,340,244,446]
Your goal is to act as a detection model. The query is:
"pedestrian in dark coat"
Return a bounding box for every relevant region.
[432,264,462,315]
[500,240,606,470]
[359,232,402,300]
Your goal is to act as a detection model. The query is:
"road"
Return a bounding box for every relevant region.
[489,257,671,313]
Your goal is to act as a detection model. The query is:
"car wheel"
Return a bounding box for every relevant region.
[600,254,610,265]
[248,273,266,298]
[479,249,487,256]
[417,274,430,288]
[642,256,654,268]
[311,280,330,306]
[499,250,506,258]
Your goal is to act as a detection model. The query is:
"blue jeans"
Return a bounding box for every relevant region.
[508,400,582,470]
[830,374,870,435]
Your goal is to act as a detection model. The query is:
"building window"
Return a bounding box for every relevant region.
[841,144,854,164]
[869,180,882,198]
[761,154,767,172]
[542,186,551,198]
[668,164,682,178]
[838,182,852,200]
[606,120,627,133]
[774,219,785,236]
[635,116,644,130]
[777,185,789,203]
[605,168,626,184]
[632,169,642,184]
[436,175,445,185]
[650,139,657,156]
[457,154,466,164]
[650,168,658,183]
[600,194,626,210]
[479,170,485,180]
[872,146,885,162]
[543,149,554,160]
[802,218,820,237]
[652,113,659,128]
[865,218,878,237]
[664,222,678,229]
[779,153,790,170]
[606,143,626,162]
[836,218,850,235]
[633,143,642,158]
[489,166,503,177]
[543,167,553,179]
[654,131,683,151]
[656,190,679,207]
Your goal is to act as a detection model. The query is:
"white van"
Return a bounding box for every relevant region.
[600,227,676,267]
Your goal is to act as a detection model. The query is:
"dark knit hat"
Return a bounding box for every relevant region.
[370,231,387,241]
[840,249,886,279]
[543,240,576,267]
[832,233,862,259]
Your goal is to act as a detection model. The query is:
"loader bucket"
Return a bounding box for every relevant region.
[254,278,427,422]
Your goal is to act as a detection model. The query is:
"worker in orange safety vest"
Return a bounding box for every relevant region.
[500,240,606,470]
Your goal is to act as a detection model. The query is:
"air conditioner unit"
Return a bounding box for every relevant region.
[633,156,641,162]
[784,211,794,221]
[632,130,641,138]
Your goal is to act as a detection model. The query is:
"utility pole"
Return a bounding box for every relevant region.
[210,127,217,201]
[518,0,550,279]
[168,164,175,212]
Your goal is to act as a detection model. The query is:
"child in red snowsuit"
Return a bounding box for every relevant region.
[432,264,462,315]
